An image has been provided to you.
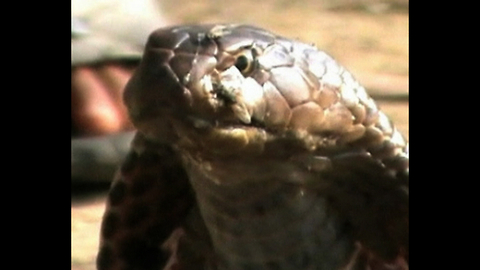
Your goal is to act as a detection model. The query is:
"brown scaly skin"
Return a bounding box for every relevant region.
[97,24,408,270]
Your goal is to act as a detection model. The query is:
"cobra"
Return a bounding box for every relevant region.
[97,24,409,270]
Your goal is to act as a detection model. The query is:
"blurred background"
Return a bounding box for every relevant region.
[71,0,408,269]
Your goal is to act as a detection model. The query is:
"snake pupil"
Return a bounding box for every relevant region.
[234,55,250,73]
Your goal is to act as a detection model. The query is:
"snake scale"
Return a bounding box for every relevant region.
[97,24,409,270]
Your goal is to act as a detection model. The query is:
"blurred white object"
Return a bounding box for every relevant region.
[71,0,170,65]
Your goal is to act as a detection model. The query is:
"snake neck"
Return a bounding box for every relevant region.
[178,153,357,270]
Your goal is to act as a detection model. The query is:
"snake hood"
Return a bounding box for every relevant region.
[100,24,408,270]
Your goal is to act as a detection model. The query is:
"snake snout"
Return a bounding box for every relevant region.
[123,47,194,126]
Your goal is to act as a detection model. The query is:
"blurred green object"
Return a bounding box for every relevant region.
[72,132,135,183]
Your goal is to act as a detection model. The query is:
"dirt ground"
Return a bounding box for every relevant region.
[71,1,408,269]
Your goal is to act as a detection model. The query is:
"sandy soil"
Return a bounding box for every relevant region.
[72,1,408,269]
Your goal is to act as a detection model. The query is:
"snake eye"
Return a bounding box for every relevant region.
[234,50,255,75]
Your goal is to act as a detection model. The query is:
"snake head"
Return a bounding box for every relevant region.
[116,25,408,269]
[124,24,406,156]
